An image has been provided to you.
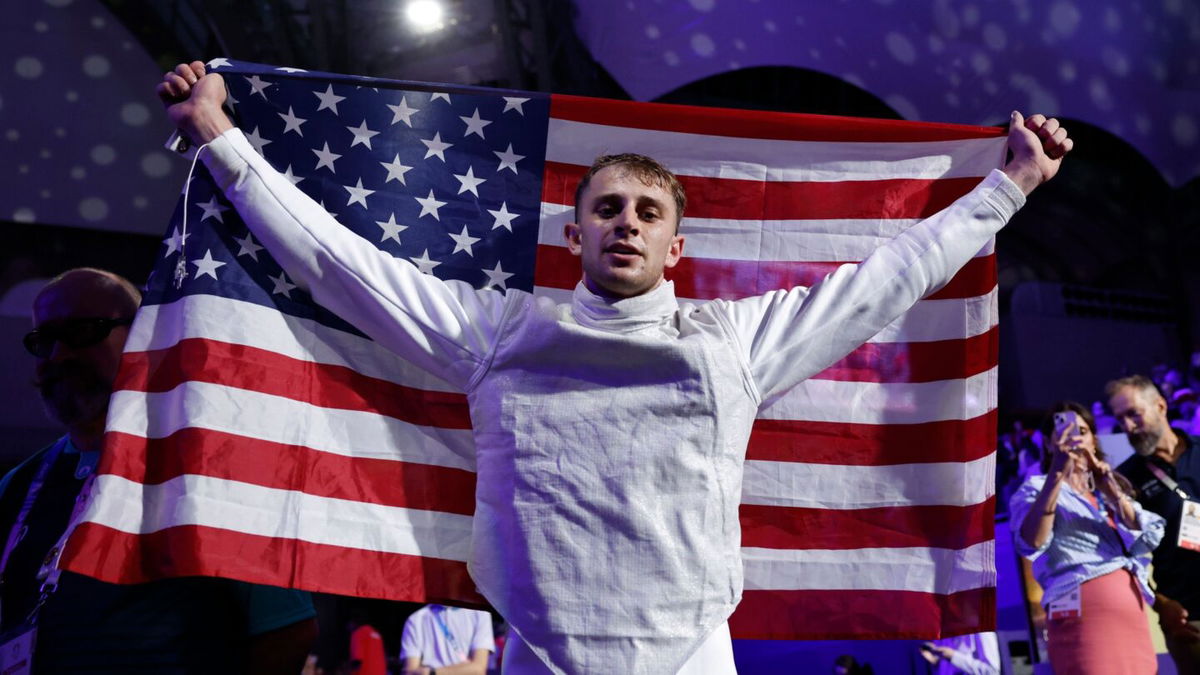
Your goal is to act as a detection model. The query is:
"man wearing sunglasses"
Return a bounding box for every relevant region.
[0,268,318,674]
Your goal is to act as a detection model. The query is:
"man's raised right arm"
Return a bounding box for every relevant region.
[158,62,506,389]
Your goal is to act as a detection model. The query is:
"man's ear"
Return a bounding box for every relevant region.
[663,234,685,269]
[564,222,583,257]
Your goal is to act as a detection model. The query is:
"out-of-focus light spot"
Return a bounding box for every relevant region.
[691,33,715,57]
[934,3,961,38]
[961,4,981,27]
[121,102,150,126]
[972,52,991,74]
[1050,1,1081,36]
[141,152,171,178]
[1102,47,1130,77]
[885,32,916,65]
[1104,7,1122,31]
[79,197,108,222]
[1173,114,1198,146]
[82,54,110,78]
[90,144,116,165]
[1089,76,1114,110]
[16,56,44,79]
[885,94,920,120]
[983,23,1007,50]
[405,0,444,32]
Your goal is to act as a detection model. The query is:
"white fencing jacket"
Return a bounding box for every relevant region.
[202,129,1025,674]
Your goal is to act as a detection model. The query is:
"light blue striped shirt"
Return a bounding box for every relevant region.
[1009,474,1165,607]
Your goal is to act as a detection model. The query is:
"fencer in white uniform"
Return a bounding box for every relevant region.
[158,61,1071,675]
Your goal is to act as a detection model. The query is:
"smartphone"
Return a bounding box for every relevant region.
[1053,410,1082,435]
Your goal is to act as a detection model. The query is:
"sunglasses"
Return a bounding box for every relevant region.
[23,317,134,358]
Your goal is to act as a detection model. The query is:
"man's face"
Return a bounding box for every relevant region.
[1109,386,1168,457]
[565,165,685,299]
[31,278,130,428]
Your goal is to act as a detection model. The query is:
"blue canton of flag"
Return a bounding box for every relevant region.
[148,59,550,327]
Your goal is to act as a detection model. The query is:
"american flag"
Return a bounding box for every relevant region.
[61,59,1005,640]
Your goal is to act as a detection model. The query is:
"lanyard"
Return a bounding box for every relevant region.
[432,605,466,658]
[0,439,68,581]
[0,439,97,628]
[1146,461,1191,500]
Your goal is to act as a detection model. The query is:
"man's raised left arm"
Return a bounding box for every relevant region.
[717,112,1071,404]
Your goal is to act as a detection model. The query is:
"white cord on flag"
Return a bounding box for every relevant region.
[175,142,211,289]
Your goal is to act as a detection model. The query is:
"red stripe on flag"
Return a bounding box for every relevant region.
[730,587,995,639]
[746,411,998,465]
[61,523,485,606]
[101,429,478,515]
[534,245,994,301]
[739,501,994,551]
[550,94,1004,143]
[815,326,998,383]
[543,161,985,220]
[116,338,472,429]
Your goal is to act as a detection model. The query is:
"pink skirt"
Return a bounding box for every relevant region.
[1046,569,1157,675]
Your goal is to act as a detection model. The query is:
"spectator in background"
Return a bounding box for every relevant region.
[919,632,1000,675]
[1108,375,1200,673]
[0,268,317,673]
[401,604,493,675]
[1009,401,1164,675]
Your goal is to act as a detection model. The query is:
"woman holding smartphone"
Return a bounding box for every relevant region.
[1009,401,1166,674]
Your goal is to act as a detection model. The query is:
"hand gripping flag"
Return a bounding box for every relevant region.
[61,59,1005,639]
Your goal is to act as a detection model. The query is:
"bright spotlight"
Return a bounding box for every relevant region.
[406,0,444,32]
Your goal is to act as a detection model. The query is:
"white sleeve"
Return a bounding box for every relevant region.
[201,128,509,390]
[714,169,1025,404]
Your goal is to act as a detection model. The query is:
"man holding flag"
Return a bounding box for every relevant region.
[154,60,1071,674]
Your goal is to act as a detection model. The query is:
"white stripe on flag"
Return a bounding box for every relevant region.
[740,454,995,509]
[546,118,1006,181]
[538,204,996,261]
[741,540,995,593]
[88,474,474,561]
[126,295,460,392]
[758,366,998,423]
[107,384,476,471]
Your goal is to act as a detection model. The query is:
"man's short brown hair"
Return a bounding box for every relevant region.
[573,154,687,230]
[1104,374,1163,403]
